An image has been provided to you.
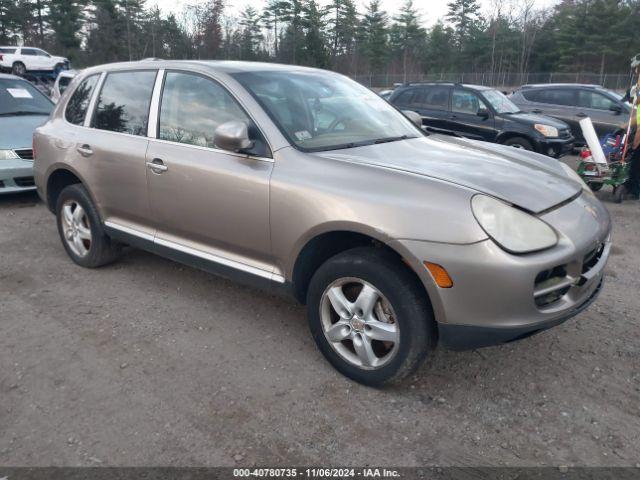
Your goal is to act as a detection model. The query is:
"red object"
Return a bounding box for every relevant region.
[579,149,592,159]
[585,163,596,172]
[0,54,3,61]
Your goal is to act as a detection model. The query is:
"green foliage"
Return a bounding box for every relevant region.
[0,0,636,78]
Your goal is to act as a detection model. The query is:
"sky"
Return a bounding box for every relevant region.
[150,0,560,27]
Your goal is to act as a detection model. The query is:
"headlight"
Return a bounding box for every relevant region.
[0,150,20,160]
[534,124,559,137]
[560,162,592,194]
[472,195,558,254]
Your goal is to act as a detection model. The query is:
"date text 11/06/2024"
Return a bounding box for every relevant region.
[233,468,401,478]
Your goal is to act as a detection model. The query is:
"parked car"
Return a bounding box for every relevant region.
[0,46,69,76]
[0,73,53,194]
[509,84,632,144]
[34,61,611,386]
[378,89,394,100]
[389,82,574,157]
[51,69,77,103]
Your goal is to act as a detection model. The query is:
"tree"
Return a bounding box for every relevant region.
[302,0,329,67]
[360,0,388,73]
[239,6,263,60]
[48,0,83,60]
[446,0,480,53]
[327,0,359,70]
[389,0,426,81]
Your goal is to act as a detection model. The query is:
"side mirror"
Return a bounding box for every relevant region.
[213,121,254,153]
[609,104,622,115]
[477,108,490,118]
[402,110,423,128]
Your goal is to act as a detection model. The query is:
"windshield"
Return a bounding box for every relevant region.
[0,78,53,115]
[232,71,420,152]
[482,89,521,114]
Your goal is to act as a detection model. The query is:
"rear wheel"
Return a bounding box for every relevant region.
[588,182,603,192]
[613,184,625,204]
[307,247,436,387]
[12,62,26,76]
[503,136,534,151]
[55,184,122,268]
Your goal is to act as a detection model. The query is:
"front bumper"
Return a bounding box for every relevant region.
[536,136,575,158]
[0,159,36,194]
[395,191,611,350]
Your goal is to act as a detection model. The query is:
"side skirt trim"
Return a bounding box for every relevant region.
[104,221,286,285]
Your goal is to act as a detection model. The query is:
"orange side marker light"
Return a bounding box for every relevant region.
[424,262,453,288]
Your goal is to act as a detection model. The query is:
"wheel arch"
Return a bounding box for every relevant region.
[45,166,89,213]
[290,226,433,313]
[496,131,538,152]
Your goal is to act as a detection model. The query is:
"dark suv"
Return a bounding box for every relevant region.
[389,82,574,157]
[509,84,631,144]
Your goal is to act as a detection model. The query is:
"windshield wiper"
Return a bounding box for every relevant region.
[0,110,50,117]
[373,135,412,144]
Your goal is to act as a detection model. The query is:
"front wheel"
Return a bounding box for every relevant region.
[503,136,534,151]
[307,247,436,387]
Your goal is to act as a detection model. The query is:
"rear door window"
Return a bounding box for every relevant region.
[91,70,157,136]
[0,47,16,54]
[65,74,99,125]
[527,89,576,106]
[21,48,38,56]
[416,86,450,111]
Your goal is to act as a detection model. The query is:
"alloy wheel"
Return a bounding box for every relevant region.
[61,200,92,257]
[320,277,400,370]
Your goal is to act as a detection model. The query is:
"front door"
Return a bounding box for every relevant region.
[576,89,628,138]
[448,88,496,141]
[146,70,275,276]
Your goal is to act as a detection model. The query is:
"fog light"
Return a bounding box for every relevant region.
[424,262,453,288]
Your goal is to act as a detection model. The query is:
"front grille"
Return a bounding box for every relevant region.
[14,176,35,187]
[14,149,34,160]
[559,129,571,139]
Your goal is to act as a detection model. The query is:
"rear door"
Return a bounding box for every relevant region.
[448,88,496,141]
[145,70,275,277]
[85,69,158,237]
[576,89,627,137]
[524,88,580,140]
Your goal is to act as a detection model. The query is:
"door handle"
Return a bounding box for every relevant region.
[531,109,542,114]
[146,158,168,174]
[77,144,93,157]
[577,112,588,118]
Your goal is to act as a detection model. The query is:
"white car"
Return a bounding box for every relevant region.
[0,46,69,76]
[51,69,77,103]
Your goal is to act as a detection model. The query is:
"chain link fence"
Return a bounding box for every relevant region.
[353,72,633,91]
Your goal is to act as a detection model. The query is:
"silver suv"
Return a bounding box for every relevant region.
[34,61,611,386]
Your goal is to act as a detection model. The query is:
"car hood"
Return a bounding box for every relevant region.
[501,112,569,129]
[312,136,581,213]
[0,114,49,150]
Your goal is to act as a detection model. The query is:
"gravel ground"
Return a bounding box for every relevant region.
[1,158,639,468]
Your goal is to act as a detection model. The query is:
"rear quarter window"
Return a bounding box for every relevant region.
[65,74,99,125]
[91,70,157,136]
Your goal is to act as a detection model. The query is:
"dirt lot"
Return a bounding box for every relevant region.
[1,158,639,468]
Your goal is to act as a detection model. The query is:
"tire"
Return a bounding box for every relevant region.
[503,137,534,151]
[588,182,603,192]
[613,184,625,204]
[55,184,122,268]
[12,62,26,76]
[306,247,436,387]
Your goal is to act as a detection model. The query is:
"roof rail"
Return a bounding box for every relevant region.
[403,81,462,87]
